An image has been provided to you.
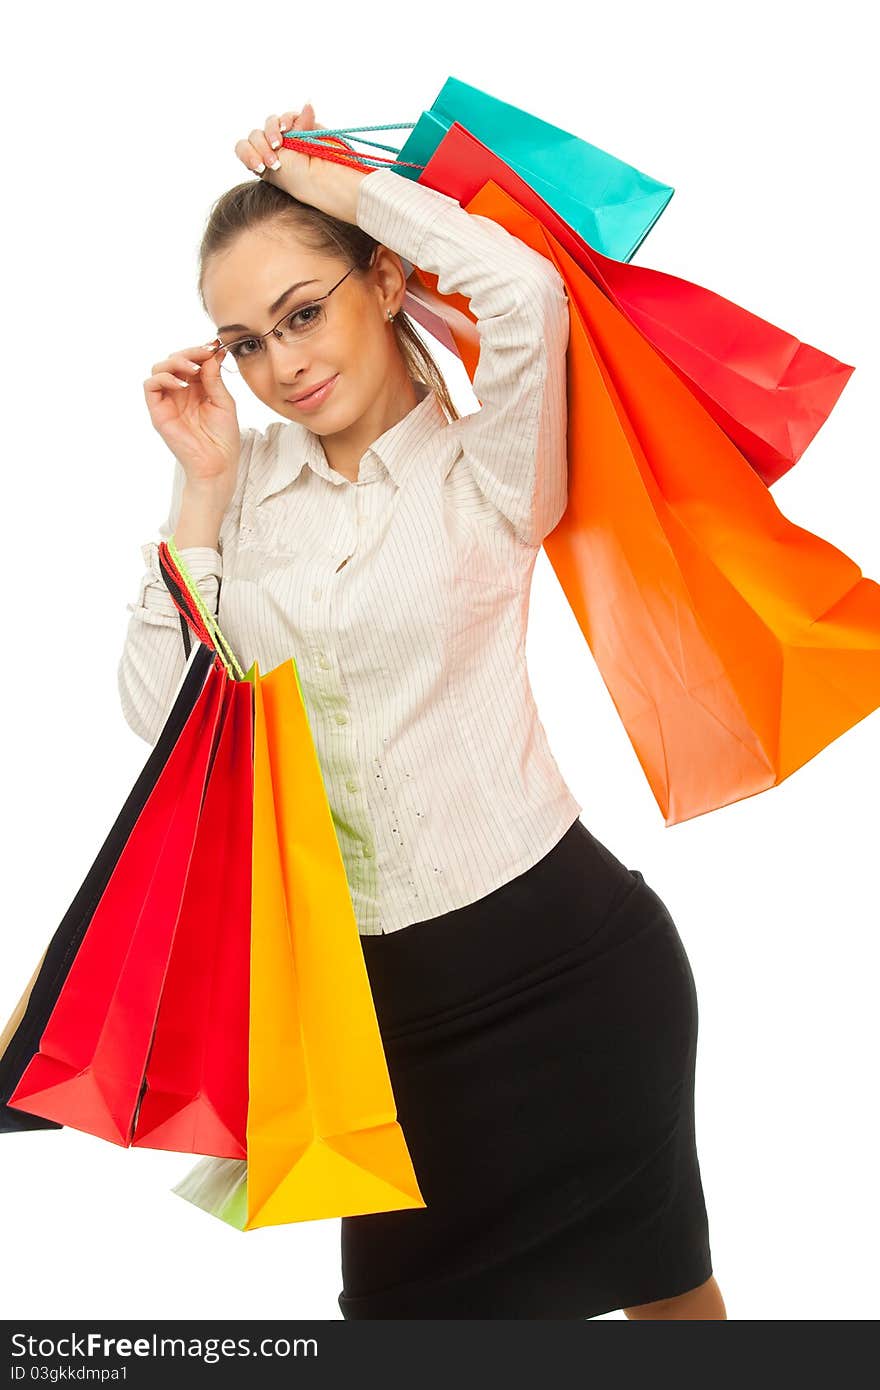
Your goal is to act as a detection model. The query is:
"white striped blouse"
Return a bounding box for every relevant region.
[118,166,582,935]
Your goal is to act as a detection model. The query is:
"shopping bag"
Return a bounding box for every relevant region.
[171,541,425,1229]
[6,655,229,1143]
[410,117,854,484]
[0,641,217,1134]
[273,124,878,819]
[0,943,57,1133]
[270,125,879,819]
[130,675,253,1155]
[461,180,880,823]
[171,548,425,1229]
[4,538,425,1226]
[396,75,675,261]
[285,110,852,481]
[178,662,424,1231]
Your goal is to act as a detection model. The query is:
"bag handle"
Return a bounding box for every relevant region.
[278,125,424,173]
[158,539,245,680]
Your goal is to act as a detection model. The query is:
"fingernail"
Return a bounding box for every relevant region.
[270,159,281,171]
[270,138,280,150]
[254,162,266,174]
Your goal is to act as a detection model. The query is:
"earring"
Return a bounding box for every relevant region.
[387,309,396,323]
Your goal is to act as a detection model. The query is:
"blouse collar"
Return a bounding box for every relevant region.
[253,381,447,505]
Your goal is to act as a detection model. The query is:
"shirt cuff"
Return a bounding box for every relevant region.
[127,540,222,623]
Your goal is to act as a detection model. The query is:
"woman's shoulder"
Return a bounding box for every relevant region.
[236,420,295,481]
[239,420,281,456]
[216,423,280,550]
[220,420,312,550]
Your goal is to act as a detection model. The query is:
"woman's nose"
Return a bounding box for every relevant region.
[266,332,312,378]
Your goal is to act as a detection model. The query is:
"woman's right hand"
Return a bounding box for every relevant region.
[143,342,240,508]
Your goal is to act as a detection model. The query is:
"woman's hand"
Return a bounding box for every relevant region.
[142,342,240,509]
[233,103,368,225]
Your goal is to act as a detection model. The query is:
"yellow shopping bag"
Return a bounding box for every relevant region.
[168,545,425,1227]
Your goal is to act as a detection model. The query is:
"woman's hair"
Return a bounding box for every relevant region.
[197,178,460,422]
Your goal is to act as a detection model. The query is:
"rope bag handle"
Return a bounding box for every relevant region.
[158,538,245,680]
[276,124,424,173]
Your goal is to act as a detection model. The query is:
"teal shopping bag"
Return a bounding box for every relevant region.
[396,75,674,261]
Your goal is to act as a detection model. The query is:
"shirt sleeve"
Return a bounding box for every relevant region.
[355,167,570,549]
[117,427,259,744]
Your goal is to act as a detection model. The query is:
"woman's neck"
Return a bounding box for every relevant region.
[320,373,425,482]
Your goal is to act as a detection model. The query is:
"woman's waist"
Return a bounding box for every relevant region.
[356,818,657,1040]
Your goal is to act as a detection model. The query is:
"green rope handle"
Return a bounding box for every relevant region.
[279,122,420,168]
[167,536,246,681]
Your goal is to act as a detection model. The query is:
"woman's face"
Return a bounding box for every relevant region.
[203,223,406,431]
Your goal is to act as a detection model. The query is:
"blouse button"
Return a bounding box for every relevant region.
[334,711,348,725]
[311,586,322,601]
[345,778,358,794]
[317,653,330,669]
[362,844,374,858]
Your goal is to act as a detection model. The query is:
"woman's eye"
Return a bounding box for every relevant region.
[290,304,322,330]
[231,339,257,357]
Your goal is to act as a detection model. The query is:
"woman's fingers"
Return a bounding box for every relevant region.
[201,342,226,371]
[233,133,276,175]
[143,343,233,422]
[233,137,265,175]
[277,104,320,143]
[234,105,322,176]
[249,125,279,170]
[149,345,216,377]
[144,370,190,393]
[160,357,200,378]
[266,112,288,149]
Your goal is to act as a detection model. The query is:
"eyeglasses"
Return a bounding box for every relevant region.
[205,247,377,375]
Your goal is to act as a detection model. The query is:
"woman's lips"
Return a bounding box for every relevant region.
[287,374,339,411]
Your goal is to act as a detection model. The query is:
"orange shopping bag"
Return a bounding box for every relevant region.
[414,179,880,825]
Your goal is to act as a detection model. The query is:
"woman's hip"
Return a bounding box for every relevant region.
[358,817,697,1044]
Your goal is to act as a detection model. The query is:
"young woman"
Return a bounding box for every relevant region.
[119,102,726,1321]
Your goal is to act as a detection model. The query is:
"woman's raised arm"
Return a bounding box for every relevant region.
[355,168,570,549]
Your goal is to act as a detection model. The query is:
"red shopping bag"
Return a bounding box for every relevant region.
[410,120,854,485]
[0,644,219,1135]
[7,641,241,1147]
[130,676,253,1155]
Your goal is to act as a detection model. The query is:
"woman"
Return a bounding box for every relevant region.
[119,102,726,1321]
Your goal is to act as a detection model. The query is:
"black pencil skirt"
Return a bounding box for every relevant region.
[337,816,713,1320]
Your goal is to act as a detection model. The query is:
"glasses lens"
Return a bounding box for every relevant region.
[279,301,327,343]
[214,302,329,376]
[218,343,242,375]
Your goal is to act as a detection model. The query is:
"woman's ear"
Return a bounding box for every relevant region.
[371,245,410,317]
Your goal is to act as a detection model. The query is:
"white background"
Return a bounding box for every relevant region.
[1,0,876,1323]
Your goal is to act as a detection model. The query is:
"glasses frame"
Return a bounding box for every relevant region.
[204,246,378,372]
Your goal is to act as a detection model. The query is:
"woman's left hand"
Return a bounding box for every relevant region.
[233,103,368,224]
